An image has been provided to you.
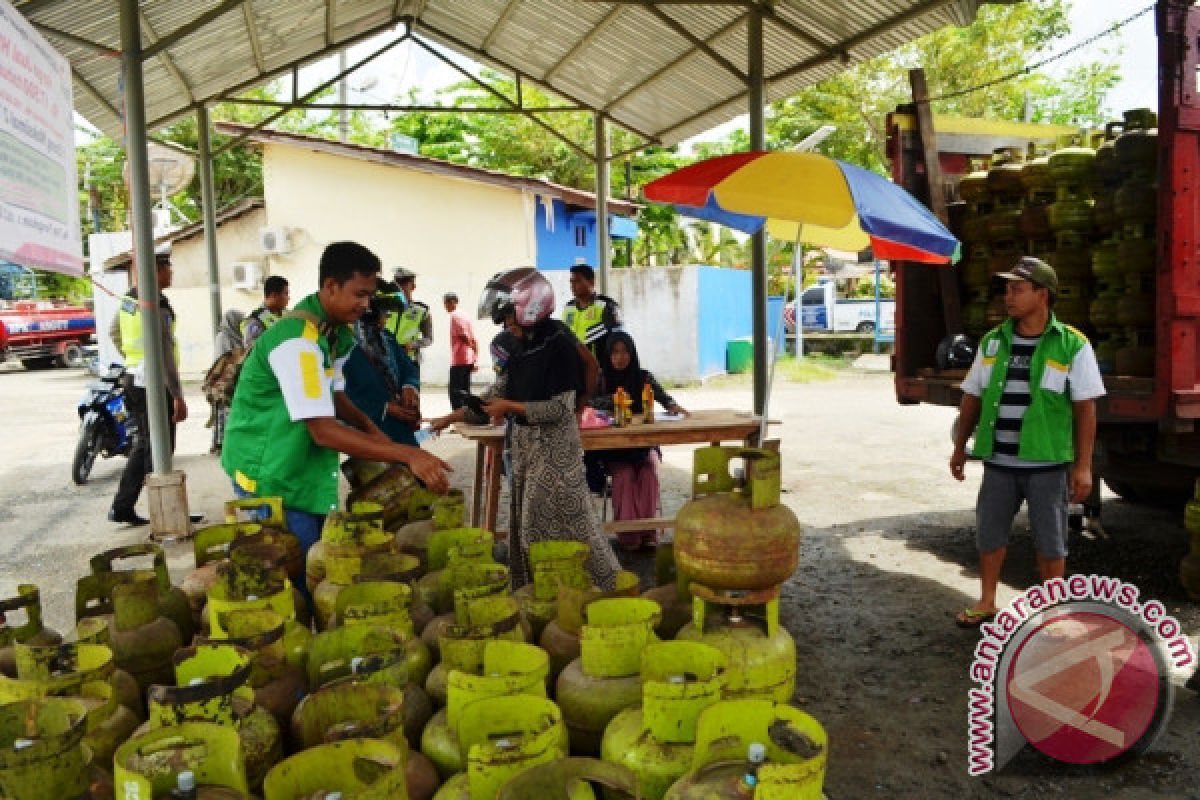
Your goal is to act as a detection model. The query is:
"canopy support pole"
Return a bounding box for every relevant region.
[120,0,172,475]
[594,112,611,293]
[748,7,767,418]
[197,104,222,339]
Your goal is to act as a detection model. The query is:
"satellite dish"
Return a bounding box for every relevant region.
[122,143,195,228]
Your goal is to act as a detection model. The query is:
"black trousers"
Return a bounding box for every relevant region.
[448,364,473,409]
[113,384,176,513]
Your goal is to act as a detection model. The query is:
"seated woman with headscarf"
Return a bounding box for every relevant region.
[342,283,421,446]
[593,331,687,551]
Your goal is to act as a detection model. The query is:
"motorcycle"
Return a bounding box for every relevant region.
[72,364,134,485]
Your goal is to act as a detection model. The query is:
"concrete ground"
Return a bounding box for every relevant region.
[1,361,1198,798]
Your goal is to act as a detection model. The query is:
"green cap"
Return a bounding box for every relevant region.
[995,256,1058,293]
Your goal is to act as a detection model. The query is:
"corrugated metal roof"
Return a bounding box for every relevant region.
[18,0,998,146]
[103,197,266,270]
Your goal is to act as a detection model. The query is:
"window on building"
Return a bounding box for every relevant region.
[575,226,587,247]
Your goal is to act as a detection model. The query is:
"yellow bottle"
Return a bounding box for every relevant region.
[642,382,655,424]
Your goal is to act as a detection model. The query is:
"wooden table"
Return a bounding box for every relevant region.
[454,409,768,535]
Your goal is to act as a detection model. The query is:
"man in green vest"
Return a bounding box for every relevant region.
[562,263,622,360]
[222,241,449,596]
[384,267,432,371]
[949,257,1104,628]
[108,244,186,526]
[242,275,290,348]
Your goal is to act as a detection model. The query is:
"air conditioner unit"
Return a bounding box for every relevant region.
[260,226,294,255]
[231,261,263,290]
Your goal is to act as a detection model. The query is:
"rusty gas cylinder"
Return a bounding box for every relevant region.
[0,585,62,678]
[674,448,800,591]
[106,575,183,694]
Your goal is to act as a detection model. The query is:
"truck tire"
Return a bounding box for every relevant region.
[72,418,101,485]
[20,356,56,370]
[856,321,876,333]
[59,343,85,368]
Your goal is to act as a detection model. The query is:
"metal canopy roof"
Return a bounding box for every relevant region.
[20,0,1002,146]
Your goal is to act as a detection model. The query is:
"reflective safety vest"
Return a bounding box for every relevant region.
[241,307,280,337]
[563,293,618,352]
[971,315,1087,463]
[118,293,179,368]
[386,302,427,347]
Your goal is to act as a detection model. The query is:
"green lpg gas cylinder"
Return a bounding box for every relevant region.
[182,521,263,624]
[497,759,638,800]
[0,696,91,800]
[675,585,795,704]
[557,598,660,756]
[422,640,549,779]
[675,448,800,591]
[223,496,306,589]
[86,543,196,646]
[291,679,442,800]
[142,643,282,792]
[114,720,250,799]
[542,572,641,685]
[205,607,309,728]
[432,695,567,800]
[601,642,726,800]
[663,700,827,800]
[1114,108,1158,174]
[314,504,394,630]
[0,585,62,678]
[421,563,512,665]
[426,593,527,708]
[4,640,141,767]
[263,738,409,799]
[348,461,441,531]
[515,541,591,640]
[72,616,144,718]
[79,573,182,696]
[394,490,468,567]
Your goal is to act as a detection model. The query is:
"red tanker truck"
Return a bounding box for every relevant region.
[0,301,95,369]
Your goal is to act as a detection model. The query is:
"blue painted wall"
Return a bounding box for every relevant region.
[695,266,784,377]
[535,198,636,271]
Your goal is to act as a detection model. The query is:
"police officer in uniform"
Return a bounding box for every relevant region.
[242,275,290,348]
[107,244,187,526]
[562,263,621,359]
[384,267,433,372]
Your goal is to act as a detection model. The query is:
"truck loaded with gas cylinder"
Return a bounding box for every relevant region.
[888,0,1200,597]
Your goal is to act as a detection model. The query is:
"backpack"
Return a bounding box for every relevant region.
[203,346,247,408]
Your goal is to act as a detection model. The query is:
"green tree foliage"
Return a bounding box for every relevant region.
[763,0,1120,173]
[75,85,349,247]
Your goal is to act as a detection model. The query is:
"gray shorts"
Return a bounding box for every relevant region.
[976,464,1069,558]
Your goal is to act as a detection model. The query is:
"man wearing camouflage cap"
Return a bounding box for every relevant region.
[950,257,1105,628]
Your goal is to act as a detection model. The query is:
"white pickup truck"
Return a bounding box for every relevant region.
[789,280,895,334]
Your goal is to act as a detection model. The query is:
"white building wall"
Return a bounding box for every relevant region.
[607,267,699,384]
[259,144,537,387]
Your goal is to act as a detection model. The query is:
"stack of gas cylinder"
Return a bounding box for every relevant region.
[953,111,1160,376]
[0,450,823,799]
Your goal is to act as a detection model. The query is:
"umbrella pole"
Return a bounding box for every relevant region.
[759,236,800,445]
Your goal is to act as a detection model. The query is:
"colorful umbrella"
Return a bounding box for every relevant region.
[643,151,959,264]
